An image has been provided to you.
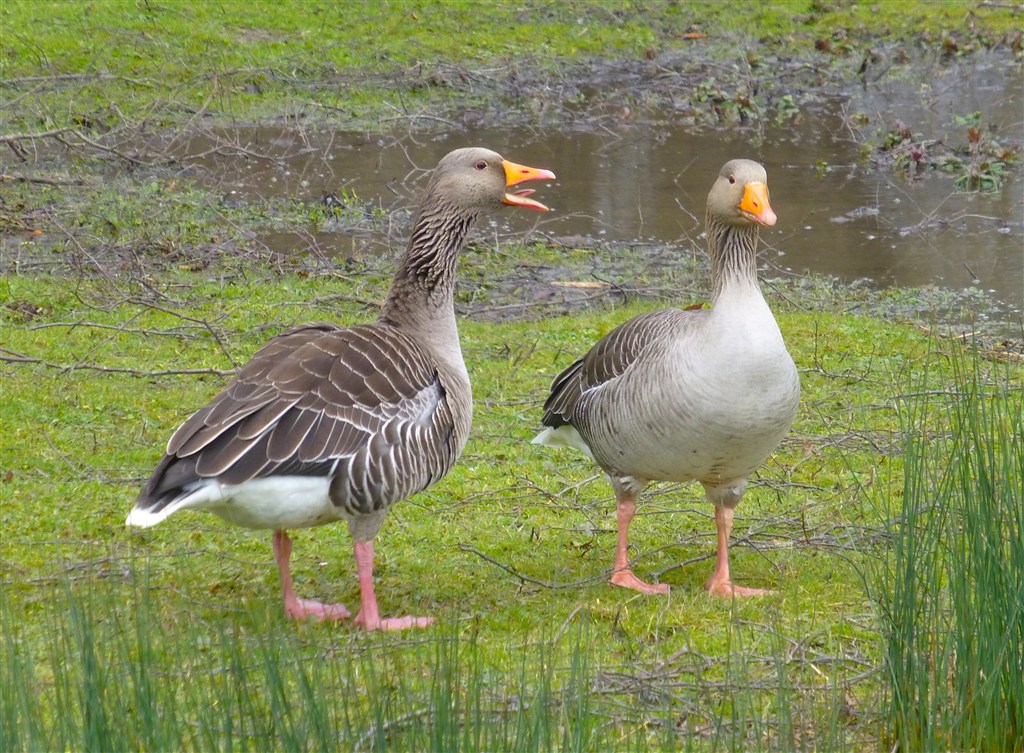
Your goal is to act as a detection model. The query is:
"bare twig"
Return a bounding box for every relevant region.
[25,556,133,584]
[353,707,432,753]
[458,543,607,590]
[2,73,155,87]
[0,127,75,143]
[0,348,234,377]
[55,130,146,166]
[125,298,239,368]
[978,1,1023,10]
[0,172,84,186]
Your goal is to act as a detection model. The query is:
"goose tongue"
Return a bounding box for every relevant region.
[502,160,556,212]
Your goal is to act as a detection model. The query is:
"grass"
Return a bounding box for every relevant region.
[3,1,1022,749]
[3,1,1020,132]
[871,348,1024,752]
[2,260,1021,750]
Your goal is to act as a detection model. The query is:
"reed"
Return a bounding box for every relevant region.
[0,571,872,751]
[874,345,1023,751]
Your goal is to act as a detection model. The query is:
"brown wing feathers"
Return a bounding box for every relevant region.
[139,323,450,506]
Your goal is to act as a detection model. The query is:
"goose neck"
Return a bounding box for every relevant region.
[707,217,761,300]
[379,197,476,330]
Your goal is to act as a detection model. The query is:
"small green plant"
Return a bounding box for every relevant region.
[952,115,1015,192]
[867,110,1018,190]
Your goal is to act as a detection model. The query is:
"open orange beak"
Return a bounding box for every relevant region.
[501,159,556,212]
[738,182,777,227]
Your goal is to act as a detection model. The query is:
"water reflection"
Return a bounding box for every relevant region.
[176,62,1023,318]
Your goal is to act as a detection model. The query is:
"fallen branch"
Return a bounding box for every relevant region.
[0,348,234,377]
[55,130,147,166]
[2,73,155,87]
[458,543,607,590]
[1,172,85,186]
[0,127,75,143]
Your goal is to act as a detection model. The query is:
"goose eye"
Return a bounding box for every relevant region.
[728,175,736,184]
[475,161,488,171]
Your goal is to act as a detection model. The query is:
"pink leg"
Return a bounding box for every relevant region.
[351,540,434,632]
[273,530,351,621]
[608,494,669,595]
[704,506,771,597]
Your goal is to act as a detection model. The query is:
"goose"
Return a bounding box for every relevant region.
[127,147,555,630]
[533,159,798,597]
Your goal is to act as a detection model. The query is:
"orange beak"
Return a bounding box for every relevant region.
[501,159,556,212]
[738,182,777,227]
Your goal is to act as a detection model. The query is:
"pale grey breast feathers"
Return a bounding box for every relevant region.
[145,322,459,516]
[540,308,702,429]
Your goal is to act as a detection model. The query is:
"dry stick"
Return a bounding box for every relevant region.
[0,349,234,377]
[550,605,586,645]
[2,72,155,87]
[25,557,132,585]
[125,298,239,368]
[457,543,607,590]
[164,79,219,154]
[352,707,433,753]
[0,127,75,143]
[595,665,880,695]
[467,289,618,317]
[0,172,84,186]
[30,320,210,340]
[58,306,155,376]
[54,130,146,166]
[381,103,462,130]
[43,209,120,288]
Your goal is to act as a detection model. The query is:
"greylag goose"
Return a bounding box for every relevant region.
[533,159,798,597]
[127,147,555,630]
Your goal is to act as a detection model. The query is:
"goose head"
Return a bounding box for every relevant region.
[707,159,777,228]
[426,147,556,213]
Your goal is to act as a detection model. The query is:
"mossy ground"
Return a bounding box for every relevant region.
[4,258,1016,749]
[3,0,1021,133]
[2,1,1022,750]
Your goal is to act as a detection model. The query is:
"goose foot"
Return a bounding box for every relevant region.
[274,530,352,622]
[354,613,436,632]
[284,597,351,621]
[609,496,667,595]
[352,539,434,632]
[705,578,773,598]
[704,504,773,598]
[611,569,670,595]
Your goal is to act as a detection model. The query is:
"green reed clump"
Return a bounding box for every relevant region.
[0,573,648,753]
[1,567,870,752]
[876,348,1023,751]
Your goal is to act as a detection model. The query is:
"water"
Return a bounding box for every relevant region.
[172,61,1023,321]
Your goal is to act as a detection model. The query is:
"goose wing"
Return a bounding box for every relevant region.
[140,322,455,509]
[540,308,700,428]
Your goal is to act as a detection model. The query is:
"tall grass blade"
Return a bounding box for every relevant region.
[877,346,1023,751]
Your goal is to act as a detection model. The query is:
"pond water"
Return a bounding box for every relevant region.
[175,57,1023,322]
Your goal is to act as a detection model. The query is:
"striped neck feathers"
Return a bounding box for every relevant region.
[706,214,761,300]
[379,196,477,326]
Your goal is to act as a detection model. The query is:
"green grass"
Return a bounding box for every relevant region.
[2,262,1021,750]
[3,0,1020,131]
[871,348,1024,752]
[3,2,1022,747]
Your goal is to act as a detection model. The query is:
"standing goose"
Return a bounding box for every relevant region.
[128,147,555,630]
[533,159,798,597]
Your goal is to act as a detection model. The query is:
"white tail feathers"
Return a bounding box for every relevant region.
[125,482,221,528]
[531,426,594,459]
[125,505,172,528]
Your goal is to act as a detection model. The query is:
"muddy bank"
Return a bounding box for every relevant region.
[2,40,1022,340]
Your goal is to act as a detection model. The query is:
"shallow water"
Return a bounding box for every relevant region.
[176,58,1023,320]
